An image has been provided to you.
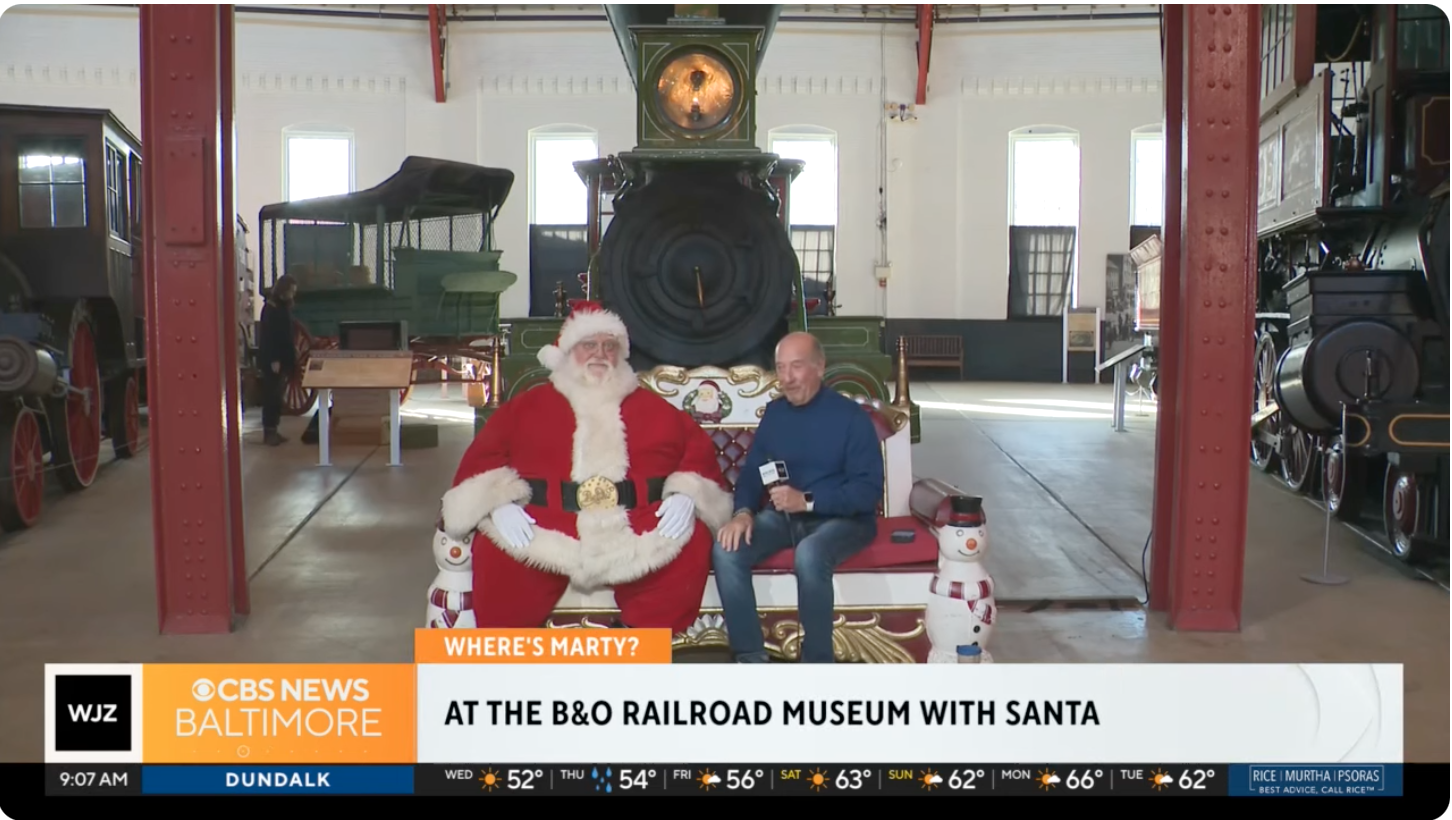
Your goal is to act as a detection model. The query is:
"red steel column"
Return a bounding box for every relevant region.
[1148,4,1185,611]
[1166,4,1259,631]
[218,5,250,616]
[141,5,240,633]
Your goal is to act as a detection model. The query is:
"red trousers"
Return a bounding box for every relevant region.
[471,527,712,634]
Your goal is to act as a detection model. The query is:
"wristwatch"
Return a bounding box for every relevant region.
[803,492,814,513]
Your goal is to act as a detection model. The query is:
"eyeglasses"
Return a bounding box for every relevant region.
[576,339,620,354]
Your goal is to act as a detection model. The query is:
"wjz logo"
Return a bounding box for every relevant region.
[54,674,131,752]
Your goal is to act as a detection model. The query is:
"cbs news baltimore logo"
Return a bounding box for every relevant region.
[46,663,416,763]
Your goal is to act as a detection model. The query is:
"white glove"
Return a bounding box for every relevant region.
[489,503,535,549]
[654,494,696,539]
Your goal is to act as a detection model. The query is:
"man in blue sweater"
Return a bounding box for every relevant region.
[713,332,883,663]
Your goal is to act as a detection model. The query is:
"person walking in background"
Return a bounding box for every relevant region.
[257,275,297,446]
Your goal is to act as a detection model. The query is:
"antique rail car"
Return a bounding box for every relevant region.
[255,157,517,414]
[0,104,147,531]
[491,4,906,435]
[1252,5,1449,564]
[1128,7,1448,565]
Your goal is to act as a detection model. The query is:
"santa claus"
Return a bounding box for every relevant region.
[440,302,734,632]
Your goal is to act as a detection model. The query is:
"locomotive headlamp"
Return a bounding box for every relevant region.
[655,49,736,132]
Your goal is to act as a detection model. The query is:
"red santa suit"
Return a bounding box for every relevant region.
[440,304,734,634]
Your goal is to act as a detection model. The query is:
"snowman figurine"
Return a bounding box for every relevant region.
[426,525,476,628]
[923,495,996,663]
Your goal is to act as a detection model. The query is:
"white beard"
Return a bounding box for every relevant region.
[550,353,638,410]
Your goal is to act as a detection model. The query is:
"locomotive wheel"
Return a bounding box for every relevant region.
[1321,440,1366,521]
[53,304,103,491]
[106,373,143,459]
[1382,464,1434,565]
[1279,426,1318,494]
[1250,333,1280,472]
[598,169,797,367]
[0,405,45,531]
[284,319,318,416]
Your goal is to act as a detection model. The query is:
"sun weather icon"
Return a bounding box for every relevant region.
[591,766,612,793]
[697,770,720,790]
[1037,769,1060,790]
[1149,769,1172,790]
[479,768,500,791]
[920,770,942,790]
[808,769,829,791]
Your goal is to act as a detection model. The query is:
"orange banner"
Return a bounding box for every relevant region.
[141,664,415,763]
[413,628,673,663]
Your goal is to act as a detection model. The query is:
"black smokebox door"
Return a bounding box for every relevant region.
[600,167,796,368]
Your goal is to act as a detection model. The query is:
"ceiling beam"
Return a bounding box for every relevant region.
[428,4,447,102]
[915,4,933,105]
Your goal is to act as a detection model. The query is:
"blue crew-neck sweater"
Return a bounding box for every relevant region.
[733,387,885,523]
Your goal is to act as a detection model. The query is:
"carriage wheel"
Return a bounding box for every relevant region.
[1383,464,1434,565]
[107,373,143,459]
[1250,333,1280,472]
[1279,425,1318,494]
[54,307,103,491]
[283,319,317,416]
[0,406,45,530]
[1321,440,1366,521]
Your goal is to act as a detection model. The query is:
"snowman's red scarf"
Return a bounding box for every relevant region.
[429,587,473,611]
[930,575,993,602]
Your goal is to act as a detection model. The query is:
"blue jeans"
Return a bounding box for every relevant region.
[712,510,877,663]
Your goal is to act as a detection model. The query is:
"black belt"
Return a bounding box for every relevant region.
[527,477,665,512]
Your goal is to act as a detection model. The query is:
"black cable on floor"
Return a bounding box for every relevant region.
[1140,528,1152,606]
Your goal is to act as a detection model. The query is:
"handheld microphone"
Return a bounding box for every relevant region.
[759,458,798,544]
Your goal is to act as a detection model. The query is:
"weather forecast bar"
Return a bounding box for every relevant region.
[42,764,1405,797]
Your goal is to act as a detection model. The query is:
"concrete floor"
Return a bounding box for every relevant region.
[0,380,1445,762]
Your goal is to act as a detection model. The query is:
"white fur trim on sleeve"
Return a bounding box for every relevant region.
[663,471,734,533]
[441,467,532,537]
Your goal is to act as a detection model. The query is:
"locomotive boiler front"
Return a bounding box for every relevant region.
[597,164,797,369]
[1273,320,1421,433]
[0,335,59,396]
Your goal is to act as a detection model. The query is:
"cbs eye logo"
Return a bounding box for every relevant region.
[191,679,216,701]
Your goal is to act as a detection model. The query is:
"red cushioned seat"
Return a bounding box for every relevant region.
[751,516,938,574]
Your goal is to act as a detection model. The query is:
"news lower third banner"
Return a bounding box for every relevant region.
[41,630,1403,796]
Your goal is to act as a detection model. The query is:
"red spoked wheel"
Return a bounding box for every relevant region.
[284,320,324,416]
[0,405,45,530]
[107,373,143,459]
[55,308,103,491]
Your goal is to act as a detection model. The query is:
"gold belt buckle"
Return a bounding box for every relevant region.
[576,475,619,511]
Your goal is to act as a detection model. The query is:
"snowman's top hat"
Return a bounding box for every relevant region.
[946,495,984,527]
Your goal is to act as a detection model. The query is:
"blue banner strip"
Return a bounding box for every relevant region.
[141,765,414,795]
[1228,764,1402,797]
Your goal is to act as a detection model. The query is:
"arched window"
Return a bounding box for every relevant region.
[282,125,354,202]
[527,125,598,316]
[768,125,838,226]
[528,124,597,225]
[769,126,837,310]
[1130,125,1165,227]
[1007,126,1080,317]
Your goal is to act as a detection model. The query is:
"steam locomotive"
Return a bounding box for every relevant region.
[1249,5,1448,565]
[490,4,902,429]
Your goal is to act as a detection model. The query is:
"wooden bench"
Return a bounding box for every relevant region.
[900,334,964,380]
[537,364,961,663]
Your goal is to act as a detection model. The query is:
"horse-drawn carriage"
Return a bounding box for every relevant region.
[255,157,518,414]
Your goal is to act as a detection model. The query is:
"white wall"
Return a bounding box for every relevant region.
[0,4,1161,322]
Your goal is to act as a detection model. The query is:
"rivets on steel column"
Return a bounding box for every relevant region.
[1201,335,1210,343]
[1208,570,1216,578]
[1209,535,1218,543]
[1197,481,1205,488]
[1204,261,1212,270]
[1205,226,1214,234]
[1203,299,1211,307]
[169,72,177,80]
[1220,226,1229,235]
[1211,516,1219,525]
[1213,482,1221,490]
[170,110,178,119]
[1210,552,1217,560]
[1194,552,1202,559]
[1221,117,1230,125]
[1221,189,1230,197]
[1221,154,1230,162]
[1219,298,1227,307]
[1220,263,1228,271]
[1221,81,1231,90]
[1199,445,1205,452]
[191,336,197,343]
[1205,189,1213,197]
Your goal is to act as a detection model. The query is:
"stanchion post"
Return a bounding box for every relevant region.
[1302,402,1350,586]
[317,389,332,467]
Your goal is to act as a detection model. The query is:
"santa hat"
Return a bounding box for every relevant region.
[536,300,631,370]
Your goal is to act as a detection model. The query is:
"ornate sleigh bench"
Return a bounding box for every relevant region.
[538,364,968,663]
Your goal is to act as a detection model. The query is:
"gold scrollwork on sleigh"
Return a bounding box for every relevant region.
[544,608,927,664]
